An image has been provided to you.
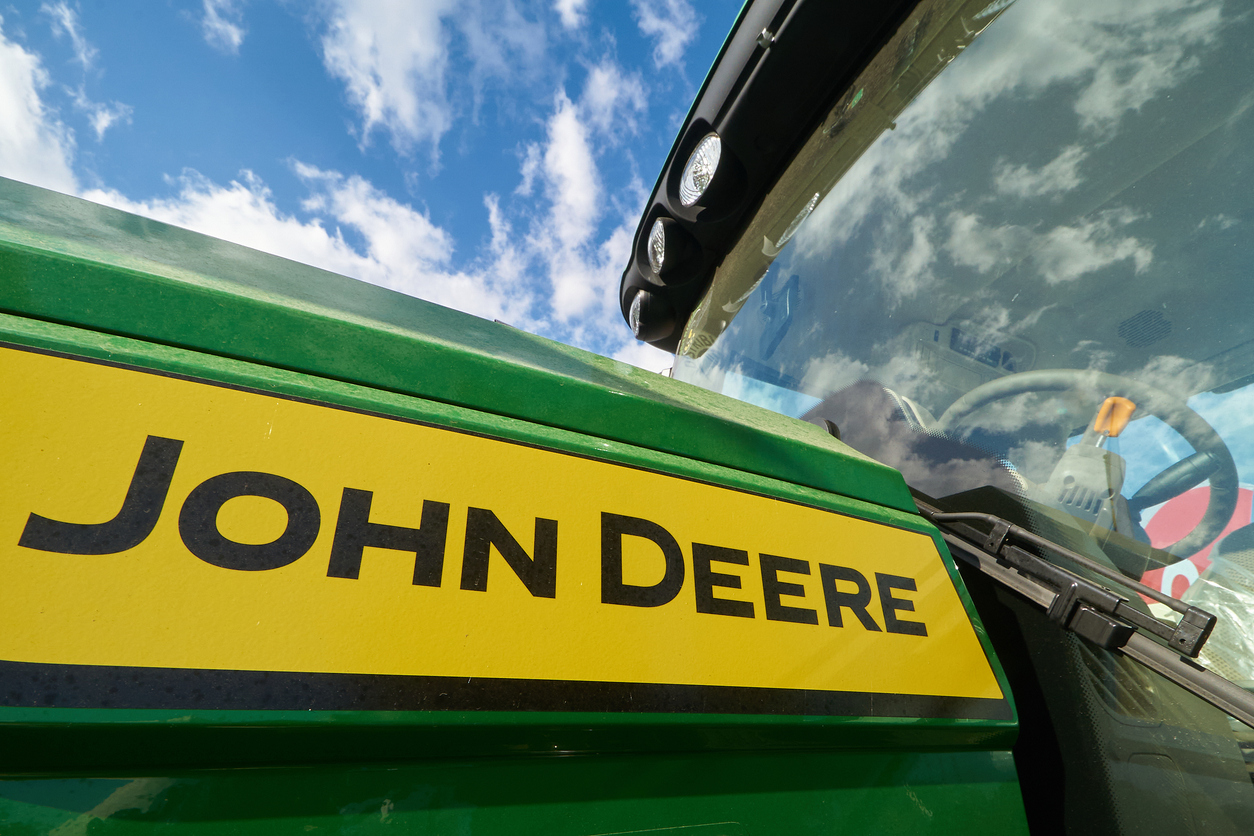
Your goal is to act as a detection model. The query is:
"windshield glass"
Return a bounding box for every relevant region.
[674,0,1254,811]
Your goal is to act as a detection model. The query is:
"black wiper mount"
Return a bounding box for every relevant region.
[927,508,1215,656]
[918,501,1254,730]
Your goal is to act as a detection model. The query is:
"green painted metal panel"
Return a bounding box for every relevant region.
[0,177,914,515]
[0,750,1028,835]
[0,312,1017,773]
[0,182,1029,834]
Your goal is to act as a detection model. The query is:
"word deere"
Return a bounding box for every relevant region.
[17,435,926,635]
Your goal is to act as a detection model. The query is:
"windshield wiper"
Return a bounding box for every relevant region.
[917,500,1254,730]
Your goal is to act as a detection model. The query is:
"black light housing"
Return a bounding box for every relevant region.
[679,134,721,207]
[642,216,699,283]
[618,0,918,353]
[663,123,747,225]
[627,287,677,343]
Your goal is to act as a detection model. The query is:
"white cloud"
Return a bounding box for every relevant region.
[791,0,1221,309]
[580,60,647,137]
[800,352,873,398]
[42,2,96,70]
[83,170,362,270]
[202,0,247,55]
[534,91,601,318]
[68,84,132,140]
[81,165,537,327]
[1030,208,1153,284]
[874,352,954,410]
[0,15,77,194]
[515,142,541,196]
[869,213,939,300]
[631,0,698,70]
[1072,1,1221,134]
[481,192,529,295]
[440,62,657,356]
[1197,213,1239,231]
[554,0,589,30]
[1134,354,1215,398]
[611,339,673,372]
[521,86,656,361]
[994,145,1087,199]
[295,162,455,275]
[945,208,1152,286]
[318,0,459,156]
[798,0,1226,244]
[315,0,546,159]
[76,153,658,363]
[34,4,134,143]
[490,60,661,356]
[0,11,660,369]
[456,0,546,115]
[945,211,1034,274]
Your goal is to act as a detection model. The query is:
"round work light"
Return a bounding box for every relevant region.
[642,215,698,282]
[629,290,648,336]
[628,288,676,342]
[648,218,668,274]
[679,134,722,207]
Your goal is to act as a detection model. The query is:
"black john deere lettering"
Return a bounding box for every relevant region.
[181,472,320,571]
[327,488,450,586]
[18,435,184,555]
[598,511,926,635]
[16,435,927,634]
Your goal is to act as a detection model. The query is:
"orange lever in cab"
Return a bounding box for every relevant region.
[1093,396,1137,437]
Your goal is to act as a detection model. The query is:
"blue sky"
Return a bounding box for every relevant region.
[0,0,741,367]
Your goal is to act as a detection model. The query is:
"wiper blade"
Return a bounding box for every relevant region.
[925,508,1215,655]
[918,500,1254,730]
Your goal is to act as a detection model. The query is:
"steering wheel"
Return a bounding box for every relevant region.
[935,369,1238,557]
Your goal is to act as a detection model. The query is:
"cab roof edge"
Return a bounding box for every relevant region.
[618,0,922,353]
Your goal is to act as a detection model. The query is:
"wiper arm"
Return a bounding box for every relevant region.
[925,508,1215,655]
[917,500,1254,730]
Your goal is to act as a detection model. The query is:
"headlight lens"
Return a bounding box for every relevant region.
[679,134,721,207]
[627,288,675,341]
[629,290,646,336]
[648,218,667,273]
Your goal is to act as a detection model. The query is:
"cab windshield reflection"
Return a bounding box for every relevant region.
[674,0,1254,684]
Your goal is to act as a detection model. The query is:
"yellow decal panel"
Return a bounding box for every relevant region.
[0,346,1004,713]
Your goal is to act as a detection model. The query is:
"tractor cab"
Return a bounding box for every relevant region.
[4,0,1254,834]
[622,0,1254,831]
